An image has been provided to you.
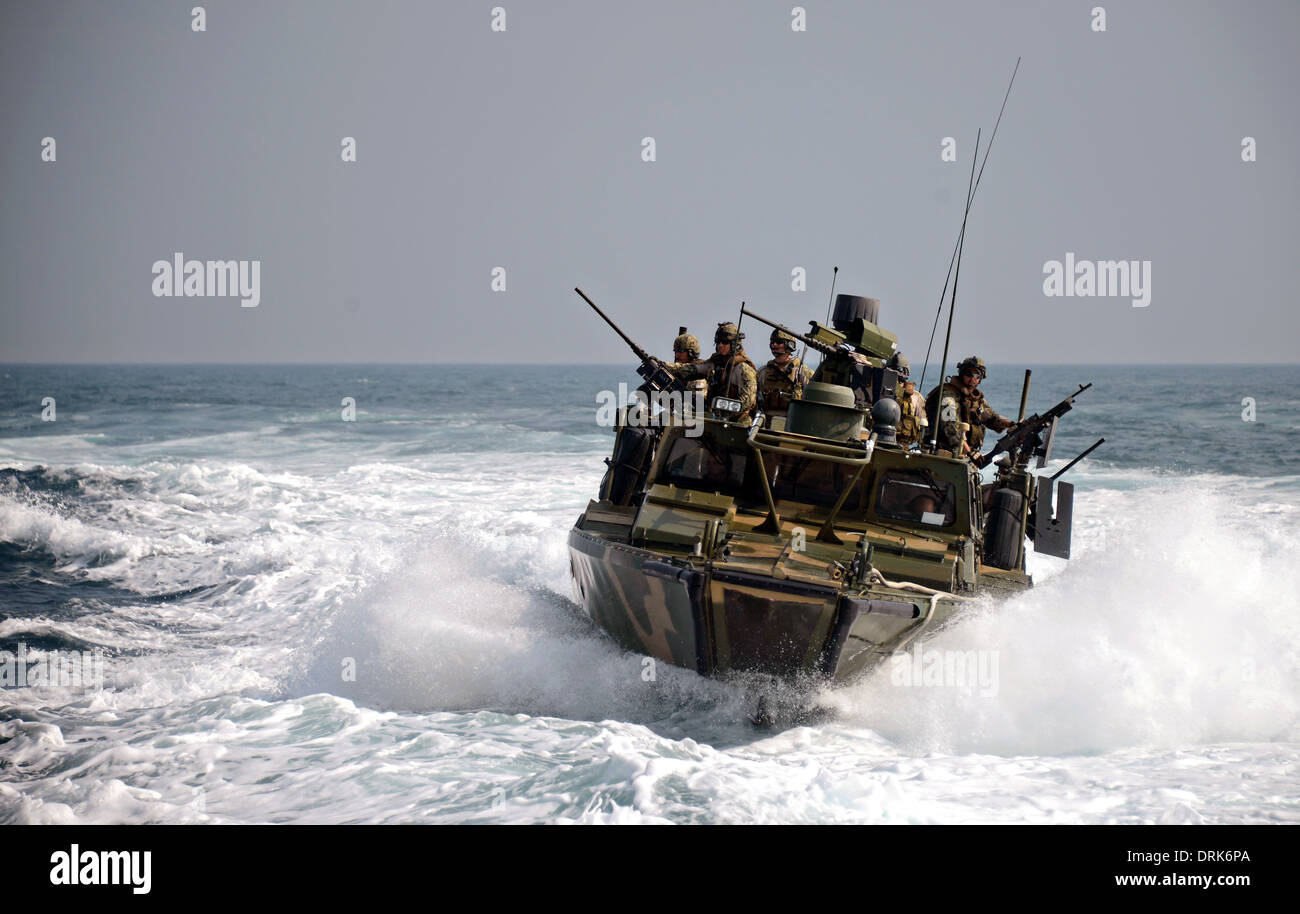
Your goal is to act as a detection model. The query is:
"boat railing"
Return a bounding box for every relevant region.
[746,426,875,467]
[745,425,876,541]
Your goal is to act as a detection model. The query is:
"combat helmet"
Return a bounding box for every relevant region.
[889,353,911,379]
[769,328,797,352]
[957,355,987,379]
[715,322,745,345]
[672,326,701,359]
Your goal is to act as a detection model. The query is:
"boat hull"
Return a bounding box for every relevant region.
[568,526,951,685]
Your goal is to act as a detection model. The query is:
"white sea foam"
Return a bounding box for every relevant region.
[2,441,1298,823]
[829,478,1300,758]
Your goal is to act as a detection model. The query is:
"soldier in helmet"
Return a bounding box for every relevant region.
[672,327,700,363]
[670,327,708,398]
[757,328,812,417]
[891,354,929,448]
[636,327,706,403]
[665,322,758,421]
[924,355,1014,458]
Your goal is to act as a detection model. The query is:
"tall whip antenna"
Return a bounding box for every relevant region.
[803,265,838,370]
[918,57,1021,395]
[730,300,745,378]
[928,128,980,451]
[823,265,839,325]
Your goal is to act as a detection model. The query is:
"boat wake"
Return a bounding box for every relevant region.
[824,477,1300,756]
[292,532,750,727]
[3,449,1298,823]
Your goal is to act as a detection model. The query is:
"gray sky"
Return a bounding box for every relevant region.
[2,0,1297,364]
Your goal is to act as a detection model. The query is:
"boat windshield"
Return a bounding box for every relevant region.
[873,468,956,527]
[660,432,750,494]
[658,431,868,511]
[769,454,867,510]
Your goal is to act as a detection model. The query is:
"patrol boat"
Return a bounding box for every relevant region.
[567,287,1101,693]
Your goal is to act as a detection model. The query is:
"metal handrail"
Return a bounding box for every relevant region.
[745,426,876,540]
[746,426,875,466]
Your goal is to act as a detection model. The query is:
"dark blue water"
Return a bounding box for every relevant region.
[3,363,1296,472]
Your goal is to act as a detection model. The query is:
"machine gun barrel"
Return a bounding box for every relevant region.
[575,287,685,394]
[1051,437,1105,481]
[575,287,651,363]
[739,306,836,357]
[975,382,1092,468]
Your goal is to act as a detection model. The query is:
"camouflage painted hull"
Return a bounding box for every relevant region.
[568,525,958,685]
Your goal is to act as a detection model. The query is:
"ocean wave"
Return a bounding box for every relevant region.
[2,364,1297,822]
[826,477,1300,756]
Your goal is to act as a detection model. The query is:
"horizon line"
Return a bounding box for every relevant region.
[3,361,1299,368]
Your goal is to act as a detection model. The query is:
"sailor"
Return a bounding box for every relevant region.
[671,328,708,392]
[891,355,928,447]
[924,355,1014,458]
[672,328,700,363]
[666,322,758,421]
[634,327,705,410]
[757,329,812,417]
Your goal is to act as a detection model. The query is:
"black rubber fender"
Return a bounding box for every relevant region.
[607,425,658,506]
[983,488,1024,570]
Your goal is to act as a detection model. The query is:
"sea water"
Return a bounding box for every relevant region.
[1,363,1296,823]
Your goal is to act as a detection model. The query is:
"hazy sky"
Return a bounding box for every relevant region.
[2,1,1297,364]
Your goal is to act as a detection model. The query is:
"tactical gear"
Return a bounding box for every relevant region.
[896,388,924,446]
[673,330,701,359]
[925,377,1010,453]
[667,350,757,421]
[757,356,811,415]
[890,353,911,379]
[958,355,987,379]
[712,351,757,420]
[714,322,744,345]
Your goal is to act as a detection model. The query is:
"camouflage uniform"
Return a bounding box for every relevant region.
[671,329,708,399]
[670,352,757,421]
[924,370,1011,454]
[667,323,757,421]
[757,356,812,415]
[896,388,928,447]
